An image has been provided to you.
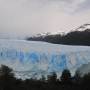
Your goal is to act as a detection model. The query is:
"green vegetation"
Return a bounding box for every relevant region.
[0,65,90,90]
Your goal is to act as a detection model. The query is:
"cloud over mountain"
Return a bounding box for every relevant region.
[0,0,90,39]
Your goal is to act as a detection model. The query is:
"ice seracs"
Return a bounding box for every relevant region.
[0,39,90,79]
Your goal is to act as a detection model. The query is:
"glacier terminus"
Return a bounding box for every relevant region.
[0,39,90,79]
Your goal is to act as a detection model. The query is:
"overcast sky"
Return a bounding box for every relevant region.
[0,0,90,38]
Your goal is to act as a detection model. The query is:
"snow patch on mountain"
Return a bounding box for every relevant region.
[75,24,90,31]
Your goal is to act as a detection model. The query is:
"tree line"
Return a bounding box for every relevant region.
[26,29,90,46]
[0,65,90,90]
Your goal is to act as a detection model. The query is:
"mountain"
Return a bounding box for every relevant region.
[0,39,90,79]
[75,24,90,31]
[26,23,90,46]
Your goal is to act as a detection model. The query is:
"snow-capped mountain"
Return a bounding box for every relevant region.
[75,24,90,32]
[35,31,65,36]
[0,39,90,79]
[33,23,90,38]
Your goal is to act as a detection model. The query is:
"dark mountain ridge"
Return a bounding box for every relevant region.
[26,24,90,46]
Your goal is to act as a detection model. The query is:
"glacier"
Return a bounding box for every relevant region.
[0,39,90,79]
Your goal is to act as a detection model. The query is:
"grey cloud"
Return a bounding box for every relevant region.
[0,0,90,39]
[77,0,90,11]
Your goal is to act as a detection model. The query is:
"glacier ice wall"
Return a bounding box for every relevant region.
[0,39,90,79]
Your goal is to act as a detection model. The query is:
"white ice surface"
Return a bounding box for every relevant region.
[0,39,90,79]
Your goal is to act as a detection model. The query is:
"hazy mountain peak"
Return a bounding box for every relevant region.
[75,23,90,31]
